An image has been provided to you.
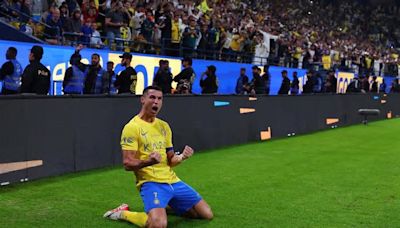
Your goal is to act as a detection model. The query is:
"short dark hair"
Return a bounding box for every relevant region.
[92,53,100,58]
[143,86,162,95]
[182,57,192,66]
[8,47,17,55]
[107,61,114,65]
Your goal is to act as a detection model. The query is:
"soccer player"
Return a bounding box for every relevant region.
[104,86,213,228]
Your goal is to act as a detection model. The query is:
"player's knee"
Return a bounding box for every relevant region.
[202,208,214,220]
[147,216,167,228]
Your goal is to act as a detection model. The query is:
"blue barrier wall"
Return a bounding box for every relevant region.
[0,40,396,95]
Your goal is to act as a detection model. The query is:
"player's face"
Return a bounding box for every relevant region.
[142,90,163,116]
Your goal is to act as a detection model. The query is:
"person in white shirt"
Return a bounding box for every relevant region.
[90,22,104,48]
[253,29,278,65]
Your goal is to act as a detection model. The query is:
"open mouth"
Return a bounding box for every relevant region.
[152,106,159,112]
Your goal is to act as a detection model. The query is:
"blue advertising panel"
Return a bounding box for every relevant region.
[0,40,396,95]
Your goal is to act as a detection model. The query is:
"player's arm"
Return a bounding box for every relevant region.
[121,124,159,171]
[167,145,194,167]
[122,150,161,171]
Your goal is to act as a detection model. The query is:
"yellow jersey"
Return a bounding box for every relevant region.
[322,55,332,70]
[121,115,180,187]
[230,34,243,51]
[171,20,181,43]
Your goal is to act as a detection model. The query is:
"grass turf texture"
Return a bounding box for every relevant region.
[1,119,400,227]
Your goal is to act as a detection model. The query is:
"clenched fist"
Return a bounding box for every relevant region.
[148,152,162,164]
[181,145,194,160]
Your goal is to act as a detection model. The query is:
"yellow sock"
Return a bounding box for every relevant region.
[121,211,148,227]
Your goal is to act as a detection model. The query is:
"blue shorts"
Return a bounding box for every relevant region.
[140,181,202,215]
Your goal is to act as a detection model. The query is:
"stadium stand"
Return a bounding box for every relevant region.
[0,0,400,76]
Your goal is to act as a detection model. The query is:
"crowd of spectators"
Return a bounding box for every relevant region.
[1,0,400,76]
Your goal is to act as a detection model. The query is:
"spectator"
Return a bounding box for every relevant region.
[63,50,87,94]
[83,5,98,24]
[254,29,278,65]
[229,29,244,62]
[59,4,69,25]
[313,73,323,93]
[130,11,145,39]
[379,78,387,93]
[19,18,34,35]
[82,0,98,23]
[64,9,83,45]
[103,61,117,94]
[20,45,50,94]
[0,47,23,94]
[250,65,266,94]
[360,75,370,93]
[370,76,378,93]
[278,70,290,95]
[262,65,271,95]
[120,21,132,52]
[200,65,218,94]
[158,3,172,53]
[207,21,220,60]
[322,50,332,70]
[19,0,32,23]
[182,18,199,58]
[141,11,155,47]
[170,12,181,56]
[80,18,92,46]
[390,79,400,93]
[347,77,362,93]
[105,2,124,50]
[290,71,300,95]
[44,8,63,44]
[197,24,209,59]
[174,57,195,94]
[291,42,302,68]
[65,0,79,15]
[153,60,173,94]
[324,70,337,93]
[90,22,103,48]
[115,52,137,94]
[235,67,249,95]
[303,70,315,94]
[84,53,106,94]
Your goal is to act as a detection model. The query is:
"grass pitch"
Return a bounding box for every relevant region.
[1,119,400,227]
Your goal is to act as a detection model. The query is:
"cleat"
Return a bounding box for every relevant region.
[103,203,129,220]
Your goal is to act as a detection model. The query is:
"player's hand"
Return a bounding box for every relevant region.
[181,145,194,160]
[148,152,162,164]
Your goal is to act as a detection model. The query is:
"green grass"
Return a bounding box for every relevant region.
[1,119,400,228]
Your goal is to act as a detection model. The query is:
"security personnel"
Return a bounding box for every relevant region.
[250,66,267,94]
[115,52,137,94]
[63,52,87,94]
[20,45,51,95]
[103,61,118,94]
[0,47,23,94]
[84,53,107,94]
